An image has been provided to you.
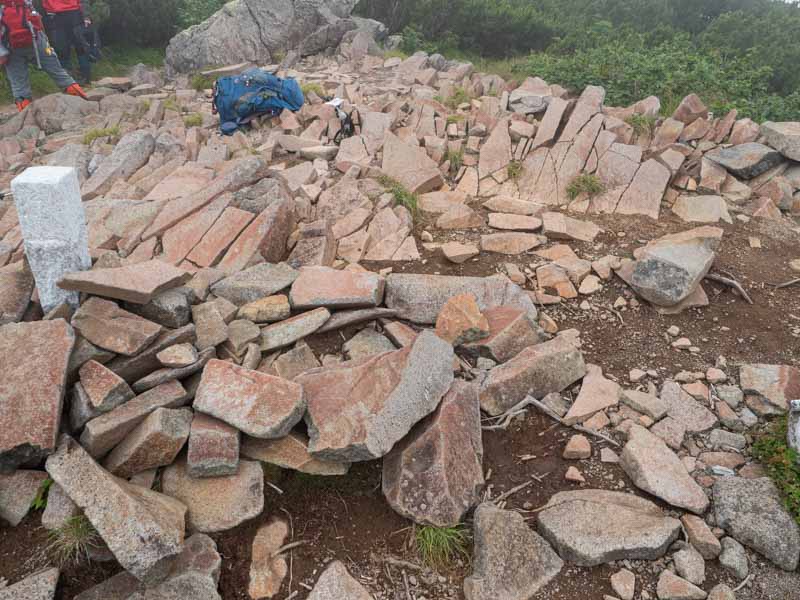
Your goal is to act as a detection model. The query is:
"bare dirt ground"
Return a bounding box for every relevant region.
[1,195,799,599]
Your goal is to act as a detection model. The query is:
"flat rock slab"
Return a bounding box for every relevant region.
[464,503,563,600]
[661,381,718,432]
[249,519,289,599]
[80,380,189,459]
[383,381,484,527]
[713,477,800,571]
[536,489,681,566]
[307,561,373,600]
[46,435,186,584]
[385,274,538,325]
[241,432,349,476]
[259,307,331,352]
[656,571,707,600]
[72,297,163,356]
[480,336,586,416]
[621,425,709,514]
[761,121,800,161]
[434,294,490,346]
[162,457,263,533]
[382,131,443,194]
[0,567,59,600]
[706,143,783,179]
[211,263,298,306]
[59,260,191,305]
[0,319,74,472]
[672,195,732,224]
[480,232,544,254]
[194,359,305,439]
[297,330,454,462]
[542,211,601,242]
[289,267,384,310]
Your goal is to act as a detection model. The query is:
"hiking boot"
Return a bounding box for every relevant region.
[15,98,31,112]
[64,83,88,100]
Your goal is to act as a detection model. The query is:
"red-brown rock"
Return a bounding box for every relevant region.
[58,260,191,304]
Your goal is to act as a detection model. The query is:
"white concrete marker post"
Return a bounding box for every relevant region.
[11,166,91,313]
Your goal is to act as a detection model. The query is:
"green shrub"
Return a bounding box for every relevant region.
[446,114,464,125]
[301,82,326,98]
[415,525,471,569]
[446,87,471,110]
[191,74,215,92]
[566,173,605,200]
[177,0,226,29]
[753,417,800,526]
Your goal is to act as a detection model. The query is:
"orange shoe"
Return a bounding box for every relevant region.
[15,98,31,112]
[64,83,88,100]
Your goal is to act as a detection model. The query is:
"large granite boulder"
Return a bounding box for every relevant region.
[165,0,359,74]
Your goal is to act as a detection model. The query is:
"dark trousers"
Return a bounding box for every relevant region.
[46,10,90,82]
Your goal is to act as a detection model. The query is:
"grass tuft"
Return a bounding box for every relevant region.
[507,160,523,181]
[162,97,179,113]
[378,175,418,218]
[566,173,605,200]
[384,49,409,61]
[753,417,800,526]
[445,87,472,110]
[625,113,657,137]
[183,113,203,128]
[415,525,471,569]
[83,126,120,146]
[445,148,464,173]
[301,82,326,98]
[47,515,103,567]
[191,73,215,92]
[446,114,464,125]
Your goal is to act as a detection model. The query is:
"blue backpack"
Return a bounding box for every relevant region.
[212,68,305,135]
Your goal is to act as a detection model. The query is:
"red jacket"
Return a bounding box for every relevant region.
[0,1,44,49]
[41,0,84,14]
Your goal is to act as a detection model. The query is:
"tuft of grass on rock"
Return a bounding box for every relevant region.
[566,173,605,200]
[753,417,800,526]
[83,126,120,146]
[445,148,464,173]
[625,113,657,137]
[415,525,471,569]
[507,160,523,181]
[446,114,464,125]
[378,175,418,218]
[47,515,102,567]
[183,113,203,128]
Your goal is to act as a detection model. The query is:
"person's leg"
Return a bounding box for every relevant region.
[37,34,84,96]
[51,12,72,72]
[5,49,33,104]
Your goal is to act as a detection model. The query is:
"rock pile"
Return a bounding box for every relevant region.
[0,20,799,600]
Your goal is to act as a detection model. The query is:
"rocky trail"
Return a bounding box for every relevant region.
[1,7,800,600]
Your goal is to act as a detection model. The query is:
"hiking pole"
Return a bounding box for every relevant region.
[24,0,42,69]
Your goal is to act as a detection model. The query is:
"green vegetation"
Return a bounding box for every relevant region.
[356,0,800,121]
[446,114,464,125]
[415,525,471,569]
[378,175,419,218]
[162,97,180,113]
[567,173,605,200]
[30,478,53,512]
[625,113,657,137]
[301,82,326,98]
[83,126,121,146]
[753,417,800,526]
[183,113,203,127]
[0,45,162,104]
[445,148,464,173]
[47,515,102,567]
[507,160,523,181]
